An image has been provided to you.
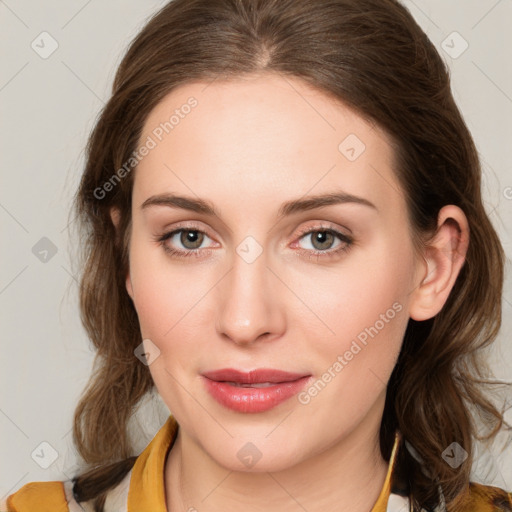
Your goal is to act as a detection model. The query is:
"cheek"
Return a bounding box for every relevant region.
[128,244,201,407]
[127,236,187,341]
[304,243,411,333]
[294,252,410,425]
[301,241,413,377]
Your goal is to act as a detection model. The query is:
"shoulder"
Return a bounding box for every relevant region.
[1,473,132,512]
[1,481,70,512]
[458,482,512,511]
[0,479,96,512]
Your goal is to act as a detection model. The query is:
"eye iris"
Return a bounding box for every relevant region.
[312,231,334,250]
[175,230,337,252]
[181,230,203,249]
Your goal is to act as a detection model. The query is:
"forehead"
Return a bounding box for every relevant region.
[134,73,404,219]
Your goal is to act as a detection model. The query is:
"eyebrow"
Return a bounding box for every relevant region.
[140,191,377,217]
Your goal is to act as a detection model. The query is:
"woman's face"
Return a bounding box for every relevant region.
[125,73,424,471]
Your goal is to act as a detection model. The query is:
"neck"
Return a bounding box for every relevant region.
[165,399,389,512]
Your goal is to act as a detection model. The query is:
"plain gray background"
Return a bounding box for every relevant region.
[1,0,511,501]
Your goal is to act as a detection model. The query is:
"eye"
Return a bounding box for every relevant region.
[154,222,354,260]
[155,226,216,258]
[172,229,207,250]
[294,224,353,260]
[299,230,338,251]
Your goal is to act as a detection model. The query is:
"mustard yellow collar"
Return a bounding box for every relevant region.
[127,415,401,512]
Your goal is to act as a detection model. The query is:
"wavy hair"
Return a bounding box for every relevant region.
[71,0,510,510]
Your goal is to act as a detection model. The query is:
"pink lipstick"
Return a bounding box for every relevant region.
[201,368,311,413]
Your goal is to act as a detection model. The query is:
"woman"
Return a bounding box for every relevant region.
[3,0,511,511]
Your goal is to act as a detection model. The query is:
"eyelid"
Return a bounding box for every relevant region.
[289,222,353,255]
[158,221,219,248]
[156,220,353,257]
[158,220,350,241]
[293,220,352,237]
[161,221,216,239]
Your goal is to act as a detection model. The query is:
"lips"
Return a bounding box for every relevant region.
[201,368,312,413]
[201,368,309,384]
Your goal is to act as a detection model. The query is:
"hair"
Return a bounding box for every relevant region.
[71,0,511,511]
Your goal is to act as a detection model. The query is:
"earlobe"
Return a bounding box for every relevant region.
[110,207,121,229]
[409,205,469,321]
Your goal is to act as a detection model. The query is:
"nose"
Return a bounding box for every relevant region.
[215,247,285,347]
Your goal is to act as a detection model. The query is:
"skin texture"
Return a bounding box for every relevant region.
[118,72,469,512]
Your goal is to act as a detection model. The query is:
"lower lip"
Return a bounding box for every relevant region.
[202,376,311,413]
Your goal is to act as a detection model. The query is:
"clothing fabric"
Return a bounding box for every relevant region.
[3,414,512,511]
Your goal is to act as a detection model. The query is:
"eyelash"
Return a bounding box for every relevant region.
[154,222,354,261]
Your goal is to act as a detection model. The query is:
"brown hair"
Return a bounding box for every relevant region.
[71,0,510,510]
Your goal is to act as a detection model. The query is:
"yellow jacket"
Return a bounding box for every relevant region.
[2,415,512,511]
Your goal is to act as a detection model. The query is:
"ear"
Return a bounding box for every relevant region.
[110,207,134,300]
[409,205,469,321]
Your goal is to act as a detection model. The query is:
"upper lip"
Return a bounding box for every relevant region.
[201,368,310,384]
